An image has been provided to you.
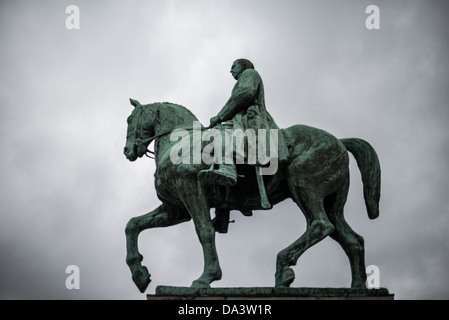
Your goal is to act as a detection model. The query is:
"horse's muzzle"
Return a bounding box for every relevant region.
[124,146,138,161]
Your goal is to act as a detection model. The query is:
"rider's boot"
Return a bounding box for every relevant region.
[212,208,231,233]
[199,163,237,187]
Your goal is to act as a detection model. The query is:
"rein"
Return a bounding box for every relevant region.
[138,125,210,160]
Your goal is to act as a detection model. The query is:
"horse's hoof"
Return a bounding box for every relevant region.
[132,266,151,293]
[191,279,211,288]
[275,267,295,287]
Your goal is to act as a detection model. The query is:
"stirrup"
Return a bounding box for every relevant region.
[199,166,237,187]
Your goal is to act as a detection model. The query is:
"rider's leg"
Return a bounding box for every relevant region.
[199,123,238,186]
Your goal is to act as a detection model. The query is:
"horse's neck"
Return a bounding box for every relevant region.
[154,135,174,163]
[154,104,199,133]
[152,104,200,164]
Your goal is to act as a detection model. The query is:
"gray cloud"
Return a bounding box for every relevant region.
[0,0,448,299]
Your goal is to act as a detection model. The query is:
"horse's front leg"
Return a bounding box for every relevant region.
[191,213,222,288]
[180,184,222,288]
[186,197,222,288]
[125,204,190,292]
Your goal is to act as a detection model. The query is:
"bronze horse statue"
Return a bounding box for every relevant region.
[124,99,381,293]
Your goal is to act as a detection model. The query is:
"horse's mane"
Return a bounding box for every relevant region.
[153,102,199,122]
[146,102,201,131]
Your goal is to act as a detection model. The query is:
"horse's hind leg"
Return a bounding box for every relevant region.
[275,188,335,287]
[125,203,191,292]
[325,178,367,288]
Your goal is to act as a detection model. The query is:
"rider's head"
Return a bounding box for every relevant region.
[230,58,254,80]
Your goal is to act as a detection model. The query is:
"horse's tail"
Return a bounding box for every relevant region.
[340,138,381,219]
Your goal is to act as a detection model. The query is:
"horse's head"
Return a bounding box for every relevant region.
[124,99,156,162]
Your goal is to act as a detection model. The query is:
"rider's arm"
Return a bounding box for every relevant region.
[217,69,260,122]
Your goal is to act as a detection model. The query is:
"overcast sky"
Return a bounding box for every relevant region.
[0,0,448,300]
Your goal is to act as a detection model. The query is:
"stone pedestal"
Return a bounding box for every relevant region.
[147,286,394,300]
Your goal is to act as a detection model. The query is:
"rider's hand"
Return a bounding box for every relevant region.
[209,115,221,128]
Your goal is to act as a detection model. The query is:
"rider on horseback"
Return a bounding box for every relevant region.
[199,58,289,187]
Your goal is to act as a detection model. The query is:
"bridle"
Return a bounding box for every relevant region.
[128,102,211,160]
[132,126,211,160]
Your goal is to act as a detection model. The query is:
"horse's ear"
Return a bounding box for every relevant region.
[129,98,141,108]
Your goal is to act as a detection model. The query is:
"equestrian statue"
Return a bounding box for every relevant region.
[123,59,381,293]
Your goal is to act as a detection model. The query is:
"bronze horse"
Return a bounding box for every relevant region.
[124,99,381,293]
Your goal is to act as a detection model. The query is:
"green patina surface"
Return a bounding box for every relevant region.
[124,59,386,295]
